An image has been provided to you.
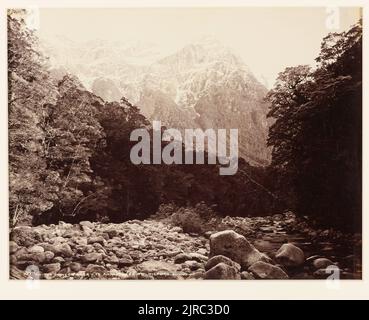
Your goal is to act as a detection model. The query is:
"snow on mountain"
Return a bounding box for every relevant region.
[40,35,271,165]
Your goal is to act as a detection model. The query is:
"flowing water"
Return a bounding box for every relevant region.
[249,219,362,279]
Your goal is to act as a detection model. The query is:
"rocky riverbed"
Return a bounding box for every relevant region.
[9,214,362,280]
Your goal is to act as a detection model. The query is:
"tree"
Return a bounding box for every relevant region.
[266,21,362,231]
[41,75,106,220]
[8,10,58,226]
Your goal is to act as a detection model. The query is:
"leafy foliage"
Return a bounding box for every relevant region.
[8,10,58,226]
[266,21,362,231]
[154,202,221,234]
[9,10,360,233]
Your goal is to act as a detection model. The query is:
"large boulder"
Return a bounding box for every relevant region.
[205,255,241,271]
[275,243,305,267]
[209,230,271,269]
[248,261,289,279]
[204,263,241,280]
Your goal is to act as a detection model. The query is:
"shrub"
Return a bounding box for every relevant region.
[153,202,221,234]
[170,208,204,234]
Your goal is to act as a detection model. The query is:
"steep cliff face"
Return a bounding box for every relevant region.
[41,36,271,165]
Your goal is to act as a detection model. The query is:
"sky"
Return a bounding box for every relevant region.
[34,7,361,88]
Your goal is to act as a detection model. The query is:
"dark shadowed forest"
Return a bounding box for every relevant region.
[9,10,361,232]
[8,8,363,281]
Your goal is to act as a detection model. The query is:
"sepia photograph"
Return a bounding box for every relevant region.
[7,6,362,282]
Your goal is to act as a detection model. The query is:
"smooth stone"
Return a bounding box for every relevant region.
[136,260,180,279]
[306,255,323,263]
[81,253,103,263]
[182,267,191,274]
[44,251,55,262]
[51,243,73,258]
[14,247,28,258]
[183,260,203,271]
[28,245,45,254]
[204,263,241,280]
[115,248,129,258]
[79,221,94,229]
[82,226,93,236]
[197,248,208,256]
[75,238,88,246]
[209,230,272,269]
[174,253,192,264]
[86,264,106,274]
[118,255,134,267]
[189,253,207,262]
[187,271,205,279]
[50,236,67,244]
[313,258,336,270]
[275,243,305,267]
[241,271,255,280]
[15,251,46,264]
[205,255,241,271]
[70,262,82,272]
[10,255,18,266]
[43,263,61,274]
[104,255,119,264]
[174,252,206,264]
[9,241,19,254]
[104,229,119,238]
[88,236,105,245]
[63,229,81,238]
[52,256,65,263]
[248,261,289,279]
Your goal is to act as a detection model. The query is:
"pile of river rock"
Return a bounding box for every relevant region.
[203,230,337,279]
[9,220,339,280]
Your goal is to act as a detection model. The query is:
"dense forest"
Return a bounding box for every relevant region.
[8,10,362,232]
[265,21,362,231]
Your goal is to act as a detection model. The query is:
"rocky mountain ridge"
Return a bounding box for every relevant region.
[41,36,271,165]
